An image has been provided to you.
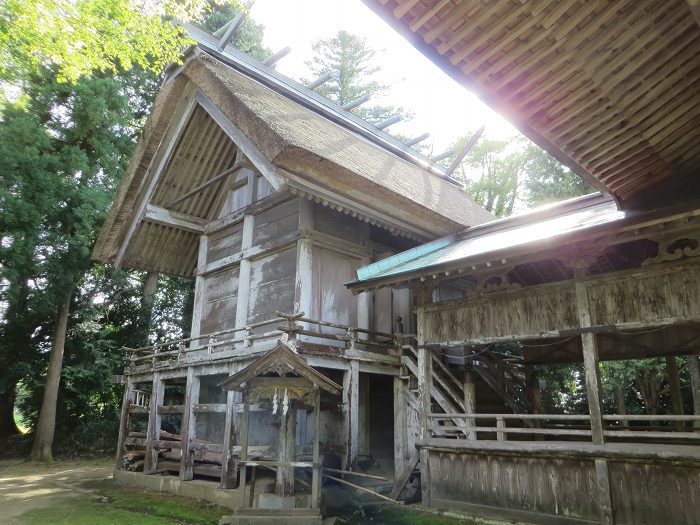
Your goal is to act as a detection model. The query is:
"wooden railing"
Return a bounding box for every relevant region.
[429,413,700,442]
[121,311,398,369]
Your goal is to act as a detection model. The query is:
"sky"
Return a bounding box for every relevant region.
[248,0,519,154]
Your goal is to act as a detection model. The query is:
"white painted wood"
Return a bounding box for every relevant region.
[196,92,286,191]
[190,235,209,339]
[144,204,206,233]
[115,83,198,268]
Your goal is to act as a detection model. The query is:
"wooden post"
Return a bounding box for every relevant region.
[190,235,208,341]
[343,360,360,470]
[276,401,296,497]
[115,375,134,469]
[220,388,238,488]
[416,298,432,506]
[595,459,614,525]
[575,274,605,445]
[180,367,200,480]
[463,371,476,441]
[525,365,543,439]
[311,387,321,509]
[393,376,407,480]
[666,356,684,431]
[688,355,700,429]
[234,214,255,339]
[144,373,164,473]
[240,390,250,508]
[496,417,506,441]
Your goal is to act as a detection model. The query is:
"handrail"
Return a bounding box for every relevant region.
[121,311,402,368]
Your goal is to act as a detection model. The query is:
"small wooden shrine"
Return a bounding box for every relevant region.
[218,339,341,524]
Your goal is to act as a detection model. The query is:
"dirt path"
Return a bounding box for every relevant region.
[0,459,113,524]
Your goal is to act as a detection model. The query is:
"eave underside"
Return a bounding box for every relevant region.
[368,0,700,209]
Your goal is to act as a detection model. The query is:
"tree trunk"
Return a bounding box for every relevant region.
[30,293,71,462]
[615,383,627,430]
[0,382,20,439]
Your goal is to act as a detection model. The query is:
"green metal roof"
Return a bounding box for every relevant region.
[353,194,624,284]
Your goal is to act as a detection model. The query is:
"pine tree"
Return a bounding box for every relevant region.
[304,31,409,126]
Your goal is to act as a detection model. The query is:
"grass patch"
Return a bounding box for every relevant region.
[345,505,482,525]
[20,479,229,525]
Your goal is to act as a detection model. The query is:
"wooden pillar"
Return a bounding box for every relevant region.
[190,236,208,340]
[666,356,684,431]
[525,365,543,439]
[144,373,164,473]
[115,375,134,469]
[343,360,360,470]
[240,390,251,508]
[276,403,297,497]
[393,376,407,480]
[180,367,200,480]
[575,274,605,445]
[235,214,255,336]
[357,256,371,341]
[416,296,432,506]
[595,459,614,525]
[220,388,238,488]
[688,355,700,429]
[463,371,476,441]
[311,388,321,509]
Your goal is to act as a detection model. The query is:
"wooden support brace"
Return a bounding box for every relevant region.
[115,375,134,469]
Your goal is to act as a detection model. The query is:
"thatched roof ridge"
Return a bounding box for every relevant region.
[187,52,493,230]
[93,50,493,270]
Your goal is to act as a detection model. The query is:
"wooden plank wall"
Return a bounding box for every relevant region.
[426,449,700,524]
[428,451,600,521]
[421,262,700,344]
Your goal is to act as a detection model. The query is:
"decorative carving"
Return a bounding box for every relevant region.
[642,236,700,266]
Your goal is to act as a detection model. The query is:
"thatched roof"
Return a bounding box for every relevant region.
[93,49,492,276]
[365,0,700,210]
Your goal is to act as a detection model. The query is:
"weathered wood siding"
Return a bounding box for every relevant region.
[311,245,361,330]
[248,247,296,326]
[425,447,700,524]
[200,267,239,336]
[428,451,600,521]
[206,223,243,264]
[587,264,700,326]
[608,461,700,525]
[422,262,700,344]
[422,283,577,343]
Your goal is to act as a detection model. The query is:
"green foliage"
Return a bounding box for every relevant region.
[304,30,410,125]
[193,1,271,61]
[0,0,205,83]
[448,135,593,217]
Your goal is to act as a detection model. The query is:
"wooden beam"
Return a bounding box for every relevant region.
[196,92,286,192]
[115,84,197,268]
[115,376,134,469]
[144,204,206,233]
